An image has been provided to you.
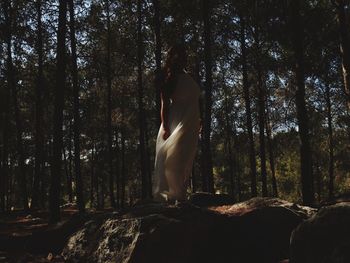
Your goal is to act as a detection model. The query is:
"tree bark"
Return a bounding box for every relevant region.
[105,0,116,208]
[49,0,67,223]
[265,103,278,197]
[32,0,44,210]
[137,0,149,199]
[334,0,350,109]
[0,3,10,211]
[201,0,214,193]
[63,144,72,203]
[257,65,268,197]
[153,0,162,128]
[3,0,29,211]
[240,14,257,197]
[69,0,85,213]
[290,0,315,206]
[224,98,235,200]
[325,84,335,199]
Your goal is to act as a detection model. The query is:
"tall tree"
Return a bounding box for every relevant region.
[240,13,257,197]
[325,82,335,199]
[1,4,10,212]
[333,0,350,109]
[3,0,29,211]
[252,9,268,196]
[137,0,149,199]
[290,0,315,205]
[201,0,214,193]
[265,103,278,197]
[31,0,44,210]
[105,0,116,208]
[153,0,162,128]
[69,0,85,213]
[49,0,67,223]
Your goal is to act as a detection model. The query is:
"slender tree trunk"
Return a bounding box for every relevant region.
[201,0,214,193]
[32,0,44,210]
[334,0,350,109]
[253,0,268,197]
[233,123,241,201]
[3,0,29,211]
[114,131,120,208]
[257,68,268,197]
[265,104,278,197]
[224,100,235,199]
[90,142,96,208]
[240,14,257,197]
[222,72,235,200]
[121,111,126,208]
[67,123,73,203]
[326,84,335,199]
[105,1,116,208]
[137,0,148,199]
[63,144,73,203]
[69,0,85,213]
[49,0,67,223]
[290,0,315,206]
[153,0,162,128]
[1,78,9,212]
[0,2,10,211]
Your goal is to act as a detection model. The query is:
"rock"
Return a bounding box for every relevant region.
[188,192,235,207]
[290,202,350,263]
[63,198,310,263]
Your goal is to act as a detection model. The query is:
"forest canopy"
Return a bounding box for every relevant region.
[0,0,350,222]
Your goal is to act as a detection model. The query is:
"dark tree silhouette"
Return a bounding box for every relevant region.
[49,0,67,223]
[240,13,257,197]
[201,0,214,193]
[290,0,315,206]
[69,0,85,213]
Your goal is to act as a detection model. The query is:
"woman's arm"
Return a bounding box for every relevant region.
[161,92,170,140]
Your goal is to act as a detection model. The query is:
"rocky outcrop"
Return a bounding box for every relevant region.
[290,202,350,263]
[63,198,313,263]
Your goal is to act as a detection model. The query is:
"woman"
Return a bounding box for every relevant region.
[153,44,201,202]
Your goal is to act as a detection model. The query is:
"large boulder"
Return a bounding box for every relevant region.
[63,197,313,263]
[290,202,350,263]
[188,192,235,207]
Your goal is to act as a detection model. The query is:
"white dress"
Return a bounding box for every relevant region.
[153,73,200,201]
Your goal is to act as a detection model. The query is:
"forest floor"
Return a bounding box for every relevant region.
[0,206,112,263]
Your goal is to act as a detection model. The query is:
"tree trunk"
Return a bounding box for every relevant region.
[3,0,29,211]
[326,84,335,199]
[240,14,257,197]
[49,0,67,223]
[63,145,72,203]
[290,0,315,206]
[233,123,242,201]
[334,0,350,109]
[105,1,116,208]
[257,67,268,197]
[201,0,214,193]
[224,101,235,200]
[67,122,73,203]
[32,0,44,210]
[114,131,120,208]
[121,108,126,208]
[90,142,96,208]
[0,2,10,211]
[265,103,278,197]
[153,0,162,128]
[137,0,149,199]
[69,0,85,213]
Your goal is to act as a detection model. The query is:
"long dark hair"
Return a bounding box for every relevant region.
[160,44,187,97]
